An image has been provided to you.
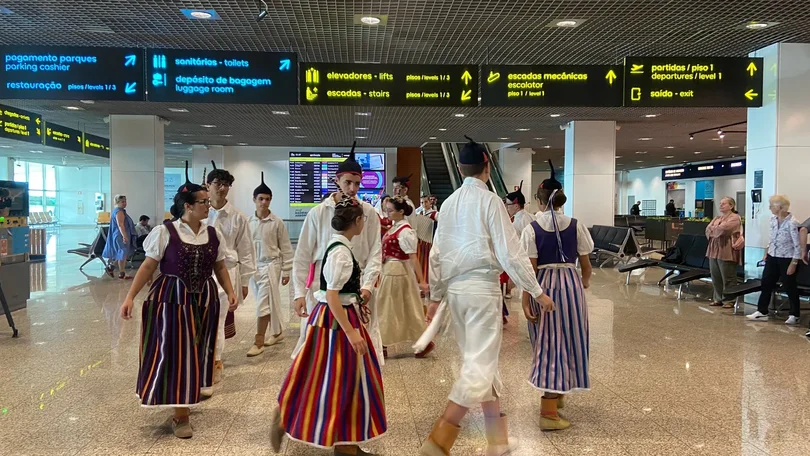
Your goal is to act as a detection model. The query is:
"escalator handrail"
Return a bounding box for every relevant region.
[483,144,509,198]
[441,142,462,190]
[420,151,431,197]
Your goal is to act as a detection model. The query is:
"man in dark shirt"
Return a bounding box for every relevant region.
[666,199,677,217]
[630,201,641,216]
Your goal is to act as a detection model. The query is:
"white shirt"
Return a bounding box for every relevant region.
[312,235,359,306]
[143,220,226,263]
[249,211,294,275]
[387,219,418,256]
[207,201,257,285]
[511,209,535,237]
[135,223,152,237]
[429,177,543,301]
[292,194,382,300]
[521,210,595,260]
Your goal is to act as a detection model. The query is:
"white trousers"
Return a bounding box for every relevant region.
[215,266,240,362]
[446,278,504,408]
[249,260,284,336]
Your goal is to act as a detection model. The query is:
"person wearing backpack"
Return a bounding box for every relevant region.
[705,197,743,309]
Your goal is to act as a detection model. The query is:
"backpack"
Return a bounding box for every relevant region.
[662,246,683,263]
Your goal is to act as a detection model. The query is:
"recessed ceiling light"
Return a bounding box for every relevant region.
[498,137,510,140]
[643,114,659,118]
[201,124,216,128]
[694,151,702,154]
[181,9,220,20]
[664,146,675,149]
[549,113,563,118]
[360,16,382,25]
[665,155,674,159]
[638,137,653,141]
[636,151,647,154]
[729,146,741,149]
[438,128,447,131]
[355,112,372,116]
[220,134,233,137]
[711,137,720,141]
[556,20,579,27]
[429,136,437,140]
[454,113,466,118]
[745,21,777,30]
[516,128,530,132]
[615,155,622,159]
[294,135,306,138]
[717,155,724,158]
[237,142,248,146]
[286,126,300,129]
[168,108,189,113]
[0,145,11,148]
[543,145,551,149]
[355,127,368,130]
[356,136,367,139]
[79,100,94,104]
[30,150,43,154]
[635,160,644,163]
[272,110,289,115]
[169,141,183,145]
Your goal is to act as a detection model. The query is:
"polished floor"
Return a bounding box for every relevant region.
[2,227,810,456]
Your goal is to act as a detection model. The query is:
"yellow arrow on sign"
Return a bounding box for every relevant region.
[46,128,51,135]
[745,89,759,101]
[746,62,757,77]
[461,70,472,86]
[35,118,41,125]
[605,69,617,85]
[487,71,500,83]
[461,90,472,102]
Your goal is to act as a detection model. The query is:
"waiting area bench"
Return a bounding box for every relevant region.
[67,226,112,272]
[588,225,643,267]
[723,247,810,315]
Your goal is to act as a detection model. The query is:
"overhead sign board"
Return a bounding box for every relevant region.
[481,65,623,107]
[83,133,110,158]
[623,57,764,107]
[0,104,41,144]
[0,46,144,100]
[300,63,479,107]
[43,122,83,153]
[662,159,746,181]
[146,49,298,104]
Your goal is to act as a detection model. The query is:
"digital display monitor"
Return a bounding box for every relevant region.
[44,122,83,153]
[0,180,28,217]
[289,152,386,207]
[358,189,385,207]
[146,49,298,104]
[662,159,746,181]
[0,104,41,145]
[623,57,764,107]
[300,63,478,107]
[0,46,144,100]
[83,133,110,158]
[481,65,623,107]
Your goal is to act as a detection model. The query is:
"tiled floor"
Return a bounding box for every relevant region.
[2,227,810,455]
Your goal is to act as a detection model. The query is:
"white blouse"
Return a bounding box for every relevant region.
[520,210,595,259]
[389,219,417,255]
[143,220,227,263]
[312,235,358,306]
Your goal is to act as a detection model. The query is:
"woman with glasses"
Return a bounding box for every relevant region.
[102,194,138,279]
[119,163,237,439]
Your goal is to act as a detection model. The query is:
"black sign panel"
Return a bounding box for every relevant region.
[146,49,298,104]
[0,104,41,144]
[0,46,144,101]
[481,65,623,107]
[83,133,110,158]
[44,122,83,153]
[662,159,746,181]
[300,63,479,107]
[624,57,764,107]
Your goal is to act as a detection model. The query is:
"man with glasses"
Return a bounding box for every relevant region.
[206,161,256,389]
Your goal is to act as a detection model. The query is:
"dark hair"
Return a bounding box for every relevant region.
[206,169,235,185]
[536,188,567,209]
[459,162,488,177]
[139,215,150,222]
[331,204,364,232]
[170,189,204,219]
[388,197,413,216]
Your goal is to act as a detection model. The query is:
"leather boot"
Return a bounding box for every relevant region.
[540,397,570,431]
[484,413,516,456]
[419,418,460,456]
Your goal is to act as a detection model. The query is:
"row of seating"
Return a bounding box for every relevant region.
[588,225,642,267]
[29,212,59,227]
[724,248,810,314]
[618,234,720,291]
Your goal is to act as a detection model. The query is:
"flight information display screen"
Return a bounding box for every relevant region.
[623,57,764,107]
[0,104,41,145]
[0,46,144,100]
[289,152,385,207]
[300,63,478,107]
[44,122,83,153]
[481,65,623,107]
[146,49,298,104]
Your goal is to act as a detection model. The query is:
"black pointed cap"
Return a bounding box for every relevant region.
[253,172,273,198]
[459,135,488,165]
[337,141,362,176]
[506,180,526,206]
[178,161,204,194]
[393,174,412,187]
[539,160,562,191]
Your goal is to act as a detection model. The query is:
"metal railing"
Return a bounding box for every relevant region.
[441,142,462,189]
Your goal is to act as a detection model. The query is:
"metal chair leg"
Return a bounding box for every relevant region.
[0,283,19,338]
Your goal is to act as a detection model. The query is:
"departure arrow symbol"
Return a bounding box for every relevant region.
[487,71,500,83]
[746,62,757,77]
[461,90,472,102]
[461,70,472,86]
[124,82,137,94]
[279,59,291,71]
[745,89,759,101]
[605,69,617,85]
[124,55,137,67]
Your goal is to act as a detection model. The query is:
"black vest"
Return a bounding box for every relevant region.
[319,241,362,297]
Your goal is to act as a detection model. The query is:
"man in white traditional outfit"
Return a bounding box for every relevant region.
[392,175,416,209]
[420,136,553,456]
[502,180,536,307]
[291,143,384,361]
[206,161,256,388]
[246,172,294,357]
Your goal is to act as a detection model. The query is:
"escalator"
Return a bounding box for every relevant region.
[420,142,508,206]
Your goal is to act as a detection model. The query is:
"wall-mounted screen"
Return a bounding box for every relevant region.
[0,180,29,217]
[289,152,386,207]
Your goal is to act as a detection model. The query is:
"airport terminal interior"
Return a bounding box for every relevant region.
[2,1,810,455]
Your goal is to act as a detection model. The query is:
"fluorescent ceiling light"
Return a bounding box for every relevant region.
[0,145,11,148]
[286,126,300,130]
[664,146,675,149]
[30,150,43,154]
[516,128,530,132]
[498,137,510,140]
[360,16,381,25]
[79,100,94,104]
[694,151,702,154]
[636,151,647,154]
[548,18,586,28]
[169,141,183,145]
[635,160,643,163]
[201,124,216,128]
[429,136,437,140]
[542,145,551,149]
[643,114,659,118]
[355,112,372,116]
[665,155,674,159]
[729,146,741,149]
[556,20,579,27]
[438,128,447,131]
[454,113,466,118]
[638,137,653,141]
[549,113,562,118]
[272,110,289,115]
[294,135,306,138]
[356,127,369,130]
[237,142,248,146]
[533,137,545,140]
[356,136,367,139]
[745,21,778,30]
[615,155,622,159]
[63,106,82,111]
[169,108,189,113]
[220,134,233,137]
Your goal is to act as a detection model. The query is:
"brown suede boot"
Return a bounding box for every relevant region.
[540,397,570,431]
[247,334,265,357]
[419,418,461,456]
[484,413,515,456]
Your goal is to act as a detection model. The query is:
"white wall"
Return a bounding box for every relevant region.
[0,158,9,180]
[56,166,110,226]
[627,166,666,215]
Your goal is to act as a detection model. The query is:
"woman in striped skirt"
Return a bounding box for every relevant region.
[120,166,237,439]
[271,196,387,456]
[520,183,594,431]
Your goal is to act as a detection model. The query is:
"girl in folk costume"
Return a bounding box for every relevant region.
[520,164,594,431]
[272,196,387,456]
[119,162,236,439]
[246,173,294,357]
[377,197,434,359]
[377,194,393,238]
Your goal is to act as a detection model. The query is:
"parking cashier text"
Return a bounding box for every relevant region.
[4,53,99,91]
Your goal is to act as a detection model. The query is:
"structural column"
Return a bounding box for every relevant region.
[109,115,165,222]
[500,147,534,211]
[745,43,810,277]
[563,120,616,227]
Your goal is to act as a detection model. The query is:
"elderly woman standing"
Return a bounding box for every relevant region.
[103,194,137,279]
[705,197,742,308]
[748,195,803,324]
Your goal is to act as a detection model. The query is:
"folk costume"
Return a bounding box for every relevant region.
[500,180,536,319]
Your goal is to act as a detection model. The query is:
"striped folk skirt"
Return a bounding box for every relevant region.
[527,266,590,394]
[136,275,220,407]
[277,302,387,449]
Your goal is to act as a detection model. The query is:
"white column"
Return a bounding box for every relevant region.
[109,115,165,222]
[500,147,534,211]
[563,121,616,227]
[191,145,225,185]
[745,43,810,276]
